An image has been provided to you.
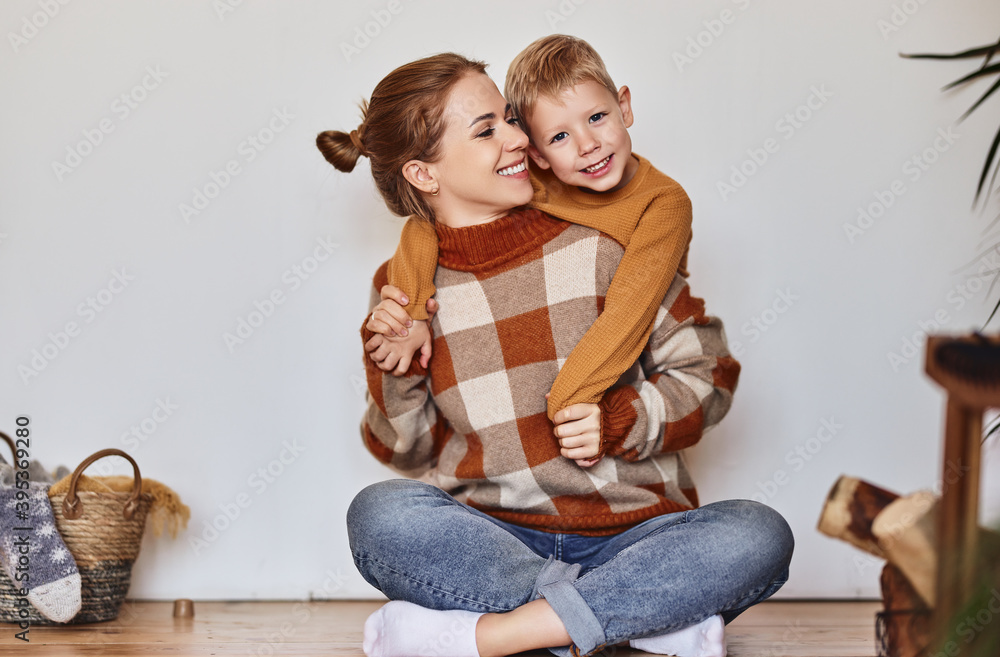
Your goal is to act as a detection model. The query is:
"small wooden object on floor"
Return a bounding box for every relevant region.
[173,599,195,619]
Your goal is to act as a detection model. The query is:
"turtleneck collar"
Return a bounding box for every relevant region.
[434,208,567,272]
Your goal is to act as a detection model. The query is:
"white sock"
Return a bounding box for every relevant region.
[629,614,726,657]
[28,572,82,623]
[364,600,483,657]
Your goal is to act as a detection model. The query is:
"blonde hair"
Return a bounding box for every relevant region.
[504,35,618,130]
[316,53,488,221]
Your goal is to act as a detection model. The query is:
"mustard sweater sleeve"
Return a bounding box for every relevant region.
[544,188,693,421]
[385,216,438,321]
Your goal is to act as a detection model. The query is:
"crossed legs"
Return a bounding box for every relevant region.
[347,479,793,657]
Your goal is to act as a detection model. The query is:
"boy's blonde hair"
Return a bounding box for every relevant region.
[504,34,618,131]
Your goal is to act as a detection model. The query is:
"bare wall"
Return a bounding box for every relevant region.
[1,0,998,600]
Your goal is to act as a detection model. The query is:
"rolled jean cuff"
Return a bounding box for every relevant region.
[533,558,606,656]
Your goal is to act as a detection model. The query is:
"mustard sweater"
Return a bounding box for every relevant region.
[386,154,693,420]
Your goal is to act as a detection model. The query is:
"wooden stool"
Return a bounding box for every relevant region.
[924,333,1000,643]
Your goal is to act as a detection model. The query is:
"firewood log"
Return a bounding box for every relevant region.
[872,491,937,607]
[817,475,900,558]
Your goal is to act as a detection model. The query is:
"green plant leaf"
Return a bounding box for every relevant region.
[953,240,1000,272]
[943,61,1000,91]
[901,39,1000,61]
[960,77,1000,121]
[975,121,1000,204]
[984,295,1000,329]
[982,210,1000,236]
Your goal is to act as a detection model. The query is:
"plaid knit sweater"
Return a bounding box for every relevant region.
[361,208,739,535]
[386,155,692,424]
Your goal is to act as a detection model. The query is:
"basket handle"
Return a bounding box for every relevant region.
[0,432,13,463]
[61,448,143,521]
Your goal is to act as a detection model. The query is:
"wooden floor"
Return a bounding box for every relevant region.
[0,600,882,656]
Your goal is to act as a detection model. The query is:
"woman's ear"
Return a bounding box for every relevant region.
[527,144,551,170]
[402,160,438,195]
[617,85,634,129]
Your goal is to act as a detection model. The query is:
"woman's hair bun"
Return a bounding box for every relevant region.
[316,127,364,173]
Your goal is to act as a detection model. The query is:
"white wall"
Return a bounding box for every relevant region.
[2,0,999,601]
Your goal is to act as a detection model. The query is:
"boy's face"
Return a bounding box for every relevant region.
[525,80,638,193]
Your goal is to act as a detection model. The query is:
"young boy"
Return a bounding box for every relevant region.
[368,34,696,439]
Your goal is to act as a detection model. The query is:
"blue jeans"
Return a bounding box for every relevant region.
[347,479,793,657]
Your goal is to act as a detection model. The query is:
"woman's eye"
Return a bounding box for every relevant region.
[477,127,497,138]
[589,112,606,123]
[506,116,520,126]
[550,132,568,144]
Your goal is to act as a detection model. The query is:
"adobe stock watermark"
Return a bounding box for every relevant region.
[71,398,180,477]
[18,268,136,385]
[120,398,180,452]
[222,236,339,353]
[729,288,800,358]
[717,85,833,201]
[212,0,245,22]
[749,416,845,504]
[188,439,308,556]
[885,254,997,372]
[351,369,368,400]
[340,0,410,63]
[843,126,959,244]
[544,0,587,30]
[937,588,1000,655]
[249,569,351,657]
[877,0,934,40]
[421,610,478,657]
[7,0,71,54]
[179,107,295,223]
[51,66,169,182]
[671,0,754,73]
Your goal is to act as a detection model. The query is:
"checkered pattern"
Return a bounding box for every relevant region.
[384,153,696,421]
[361,209,739,536]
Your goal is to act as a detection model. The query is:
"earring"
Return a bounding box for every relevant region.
[431,187,439,196]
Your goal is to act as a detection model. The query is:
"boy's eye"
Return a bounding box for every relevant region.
[549,131,568,144]
[589,112,606,123]
[506,116,520,126]
[477,127,497,138]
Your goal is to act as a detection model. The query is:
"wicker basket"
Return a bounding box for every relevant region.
[0,435,152,624]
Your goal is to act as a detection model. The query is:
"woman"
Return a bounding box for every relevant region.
[317,53,793,657]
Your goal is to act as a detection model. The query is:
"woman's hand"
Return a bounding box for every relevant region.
[552,399,603,468]
[366,297,439,375]
[367,285,413,337]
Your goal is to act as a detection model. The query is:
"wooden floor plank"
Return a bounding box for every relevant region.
[0,600,880,656]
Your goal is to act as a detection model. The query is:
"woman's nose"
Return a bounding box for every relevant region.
[504,120,529,150]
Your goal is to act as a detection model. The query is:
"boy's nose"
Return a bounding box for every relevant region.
[578,137,599,156]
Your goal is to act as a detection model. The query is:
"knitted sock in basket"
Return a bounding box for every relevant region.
[0,457,81,623]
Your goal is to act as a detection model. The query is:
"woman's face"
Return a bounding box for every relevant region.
[425,73,533,228]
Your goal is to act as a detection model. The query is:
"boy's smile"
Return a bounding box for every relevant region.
[525,80,639,194]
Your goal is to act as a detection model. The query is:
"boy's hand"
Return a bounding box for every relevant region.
[365,298,439,375]
[367,285,413,337]
[550,396,603,468]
